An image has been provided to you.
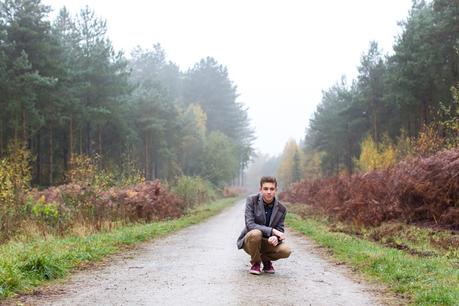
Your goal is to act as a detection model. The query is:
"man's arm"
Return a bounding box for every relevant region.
[245,196,272,237]
[272,207,286,241]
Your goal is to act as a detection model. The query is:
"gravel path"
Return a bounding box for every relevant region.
[17,199,390,306]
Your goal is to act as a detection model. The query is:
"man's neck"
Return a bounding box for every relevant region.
[263,198,274,205]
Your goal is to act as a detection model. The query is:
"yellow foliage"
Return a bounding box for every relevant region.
[277,139,304,188]
[357,134,397,172]
[395,129,413,160]
[0,158,15,208]
[188,104,207,138]
[380,135,397,169]
[126,190,138,199]
[357,135,379,171]
[6,141,32,193]
[67,154,96,185]
[67,154,114,190]
[303,150,323,179]
[413,124,445,157]
[67,153,143,189]
[0,141,32,238]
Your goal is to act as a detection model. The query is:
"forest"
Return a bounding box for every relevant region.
[1,0,458,233]
[0,0,458,303]
[0,0,254,187]
[268,0,458,189]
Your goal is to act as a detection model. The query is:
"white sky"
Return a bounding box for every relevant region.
[43,0,413,156]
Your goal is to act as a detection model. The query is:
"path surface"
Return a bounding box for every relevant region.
[18,199,389,306]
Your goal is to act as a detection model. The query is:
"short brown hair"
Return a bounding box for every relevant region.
[260,176,277,187]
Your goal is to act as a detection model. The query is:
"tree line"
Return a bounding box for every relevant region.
[293,0,457,180]
[260,0,458,188]
[0,0,254,187]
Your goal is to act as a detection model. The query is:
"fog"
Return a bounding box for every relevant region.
[44,0,413,156]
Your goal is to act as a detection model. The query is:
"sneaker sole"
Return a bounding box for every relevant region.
[249,270,261,275]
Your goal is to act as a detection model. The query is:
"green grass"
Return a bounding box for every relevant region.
[0,197,237,299]
[286,214,459,306]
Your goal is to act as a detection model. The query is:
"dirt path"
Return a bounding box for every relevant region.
[17,199,391,306]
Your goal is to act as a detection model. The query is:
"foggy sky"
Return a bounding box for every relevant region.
[43,0,413,156]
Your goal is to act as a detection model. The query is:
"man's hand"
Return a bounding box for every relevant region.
[267,235,279,246]
[272,228,285,241]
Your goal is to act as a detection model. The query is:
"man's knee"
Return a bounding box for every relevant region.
[278,244,292,258]
[245,229,263,243]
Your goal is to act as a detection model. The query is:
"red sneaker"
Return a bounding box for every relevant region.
[262,260,275,274]
[249,262,261,275]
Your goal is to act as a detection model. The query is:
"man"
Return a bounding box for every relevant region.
[236,176,291,275]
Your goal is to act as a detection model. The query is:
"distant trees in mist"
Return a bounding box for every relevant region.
[0,0,254,187]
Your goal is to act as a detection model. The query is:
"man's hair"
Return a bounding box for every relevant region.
[260,176,277,187]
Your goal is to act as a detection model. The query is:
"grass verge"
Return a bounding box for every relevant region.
[286,213,459,306]
[0,197,237,299]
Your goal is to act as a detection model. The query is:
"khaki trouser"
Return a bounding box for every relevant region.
[242,229,291,264]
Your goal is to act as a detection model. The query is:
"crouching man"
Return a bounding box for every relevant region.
[236,176,291,275]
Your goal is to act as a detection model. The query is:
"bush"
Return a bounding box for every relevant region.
[26,180,186,229]
[283,148,459,228]
[357,134,397,171]
[172,176,216,210]
[222,186,247,198]
[0,142,32,241]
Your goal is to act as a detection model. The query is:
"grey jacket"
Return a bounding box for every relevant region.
[236,193,287,249]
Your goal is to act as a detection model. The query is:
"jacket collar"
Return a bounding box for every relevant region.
[257,193,280,227]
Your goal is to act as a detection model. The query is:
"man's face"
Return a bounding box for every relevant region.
[260,182,277,204]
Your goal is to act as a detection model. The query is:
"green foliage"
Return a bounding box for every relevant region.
[19,254,64,281]
[438,82,459,148]
[0,1,253,187]
[303,0,458,176]
[172,176,216,210]
[30,196,60,227]
[200,131,238,186]
[305,79,366,176]
[177,104,207,175]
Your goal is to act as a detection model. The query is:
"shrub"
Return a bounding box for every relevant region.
[0,142,32,241]
[222,186,247,197]
[66,154,115,191]
[357,134,397,171]
[30,196,60,228]
[412,124,445,157]
[283,148,459,228]
[172,176,216,210]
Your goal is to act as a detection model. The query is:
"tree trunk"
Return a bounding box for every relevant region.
[79,127,82,154]
[36,130,41,186]
[63,125,68,174]
[22,110,27,143]
[49,124,53,185]
[154,158,158,179]
[0,120,3,155]
[86,121,91,155]
[98,126,102,156]
[144,133,149,180]
[69,116,73,161]
[421,92,432,126]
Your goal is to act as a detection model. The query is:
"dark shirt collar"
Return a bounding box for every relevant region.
[262,198,275,208]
